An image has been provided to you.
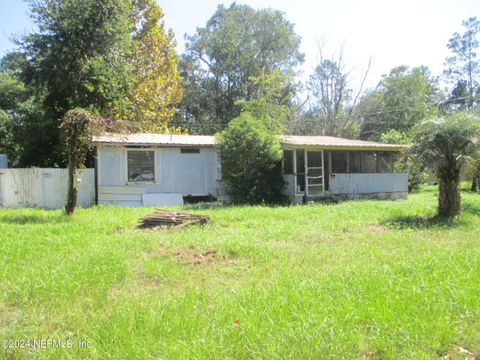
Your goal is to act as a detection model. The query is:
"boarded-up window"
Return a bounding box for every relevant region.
[128,151,155,182]
[378,152,393,172]
[331,151,347,173]
[363,152,377,173]
[283,150,294,174]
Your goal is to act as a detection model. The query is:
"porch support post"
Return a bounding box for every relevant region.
[321,150,325,195]
[304,149,308,196]
[328,151,332,174]
[346,151,350,173]
[293,149,297,194]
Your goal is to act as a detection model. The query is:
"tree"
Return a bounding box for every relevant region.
[175,3,303,133]
[303,45,370,137]
[412,113,480,217]
[60,108,101,214]
[237,69,292,133]
[16,0,135,166]
[4,0,182,167]
[216,113,284,204]
[444,17,480,110]
[128,0,182,127]
[359,66,439,140]
[0,55,27,165]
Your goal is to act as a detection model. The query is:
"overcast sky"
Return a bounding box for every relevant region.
[1,0,479,90]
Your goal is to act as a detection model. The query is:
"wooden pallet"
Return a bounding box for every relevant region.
[138,209,210,229]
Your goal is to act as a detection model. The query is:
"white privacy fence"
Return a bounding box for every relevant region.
[0,168,95,209]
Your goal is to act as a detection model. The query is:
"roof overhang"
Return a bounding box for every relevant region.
[93,133,407,152]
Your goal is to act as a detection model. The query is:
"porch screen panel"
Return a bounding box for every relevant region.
[363,152,377,173]
[331,151,347,173]
[306,151,324,196]
[283,150,294,174]
[378,152,393,173]
[296,151,305,192]
[349,152,362,173]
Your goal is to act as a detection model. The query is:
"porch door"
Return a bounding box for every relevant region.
[306,150,325,196]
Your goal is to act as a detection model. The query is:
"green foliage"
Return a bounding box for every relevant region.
[128,0,182,126]
[216,113,284,203]
[0,68,26,165]
[444,17,480,110]
[412,113,480,216]
[10,0,135,166]
[60,108,102,169]
[359,66,440,140]
[61,108,103,214]
[1,0,181,167]
[176,3,303,133]
[236,70,292,133]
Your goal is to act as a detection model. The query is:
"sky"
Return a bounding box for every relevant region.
[1,0,479,90]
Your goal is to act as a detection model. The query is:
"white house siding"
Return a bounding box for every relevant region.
[97,145,221,206]
[329,173,408,200]
[0,168,94,208]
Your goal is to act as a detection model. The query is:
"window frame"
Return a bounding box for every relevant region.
[126,148,156,184]
[180,148,200,154]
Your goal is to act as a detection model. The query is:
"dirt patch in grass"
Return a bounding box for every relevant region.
[175,247,220,266]
[361,351,384,360]
[0,303,22,328]
[366,224,390,233]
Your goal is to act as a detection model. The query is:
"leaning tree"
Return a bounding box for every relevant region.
[412,113,480,217]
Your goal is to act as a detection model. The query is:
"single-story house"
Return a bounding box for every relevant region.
[92,133,408,206]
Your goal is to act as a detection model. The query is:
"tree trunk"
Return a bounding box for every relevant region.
[438,163,461,217]
[65,149,78,215]
[471,176,478,192]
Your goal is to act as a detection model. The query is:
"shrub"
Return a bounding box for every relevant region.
[216,113,285,204]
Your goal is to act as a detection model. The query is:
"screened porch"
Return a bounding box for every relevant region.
[281,149,407,200]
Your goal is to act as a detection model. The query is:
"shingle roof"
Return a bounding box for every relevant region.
[93,133,406,150]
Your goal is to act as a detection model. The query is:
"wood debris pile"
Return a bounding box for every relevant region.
[138,209,210,229]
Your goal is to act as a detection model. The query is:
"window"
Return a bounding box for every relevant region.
[283,150,294,174]
[331,151,347,173]
[127,151,155,182]
[377,152,393,173]
[180,148,200,154]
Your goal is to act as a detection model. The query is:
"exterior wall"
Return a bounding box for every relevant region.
[97,145,222,206]
[0,168,94,208]
[329,173,408,195]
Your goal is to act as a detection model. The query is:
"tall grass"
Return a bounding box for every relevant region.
[0,187,479,359]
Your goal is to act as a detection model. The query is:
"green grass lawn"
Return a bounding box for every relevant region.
[1,186,479,359]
